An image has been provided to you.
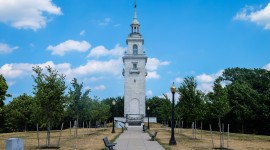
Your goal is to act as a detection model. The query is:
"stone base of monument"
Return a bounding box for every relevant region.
[115,116,157,128]
[5,138,24,150]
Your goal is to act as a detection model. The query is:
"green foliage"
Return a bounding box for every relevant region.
[89,98,110,122]
[177,76,205,122]
[207,78,230,119]
[147,96,171,123]
[102,97,124,120]
[220,67,270,134]
[0,74,8,107]
[32,66,66,128]
[65,78,91,121]
[3,94,34,131]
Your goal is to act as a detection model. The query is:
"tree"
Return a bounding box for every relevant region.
[0,74,8,107]
[102,97,124,120]
[32,66,66,147]
[177,76,205,139]
[3,94,34,131]
[177,77,204,121]
[67,78,90,125]
[0,74,10,131]
[220,67,270,134]
[207,78,230,148]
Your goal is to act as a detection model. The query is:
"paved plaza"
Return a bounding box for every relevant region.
[114,127,164,150]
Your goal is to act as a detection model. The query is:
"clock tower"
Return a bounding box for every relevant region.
[122,0,147,125]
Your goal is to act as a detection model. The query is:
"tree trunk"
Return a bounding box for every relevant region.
[241,120,245,134]
[46,122,51,147]
[36,123,40,148]
[218,117,222,148]
[210,124,214,148]
[195,120,197,139]
[192,122,195,139]
[200,120,203,140]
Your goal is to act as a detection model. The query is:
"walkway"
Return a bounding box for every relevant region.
[114,126,165,150]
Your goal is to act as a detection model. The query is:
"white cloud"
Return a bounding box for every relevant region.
[0,63,32,79]
[146,71,160,80]
[0,57,123,82]
[146,58,170,71]
[93,85,106,91]
[175,77,183,83]
[234,3,270,29]
[47,40,91,56]
[0,61,74,79]
[263,63,270,70]
[88,44,125,58]
[80,30,85,36]
[7,81,16,86]
[196,73,215,83]
[0,43,18,54]
[146,90,153,97]
[196,70,223,93]
[0,0,62,31]
[73,59,122,76]
[161,92,180,103]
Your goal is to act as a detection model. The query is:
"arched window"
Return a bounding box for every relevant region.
[133,44,138,55]
[134,26,137,33]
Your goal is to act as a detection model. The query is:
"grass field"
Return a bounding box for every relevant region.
[0,127,121,150]
[148,123,270,150]
[1,123,270,149]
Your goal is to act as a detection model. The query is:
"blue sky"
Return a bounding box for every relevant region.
[1,0,270,102]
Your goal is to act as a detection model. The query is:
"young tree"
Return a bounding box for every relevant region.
[207,78,230,148]
[177,76,205,138]
[32,66,66,147]
[67,78,90,126]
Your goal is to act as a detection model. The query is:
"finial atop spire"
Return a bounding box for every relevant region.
[134,0,137,19]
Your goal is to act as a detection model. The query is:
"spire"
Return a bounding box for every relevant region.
[131,0,139,25]
[134,0,137,19]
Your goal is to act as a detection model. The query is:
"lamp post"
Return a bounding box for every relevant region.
[147,106,150,129]
[111,100,116,133]
[169,82,177,145]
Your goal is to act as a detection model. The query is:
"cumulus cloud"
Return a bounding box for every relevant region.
[0,61,69,79]
[0,58,123,82]
[263,63,270,70]
[147,71,160,80]
[88,44,125,58]
[0,43,18,54]
[0,0,62,31]
[93,85,106,91]
[73,59,122,76]
[146,90,153,97]
[146,58,170,71]
[47,40,91,56]
[234,3,270,29]
[196,70,223,93]
[175,77,183,83]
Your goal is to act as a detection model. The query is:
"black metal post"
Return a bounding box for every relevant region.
[169,90,177,145]
[112,103,115,133]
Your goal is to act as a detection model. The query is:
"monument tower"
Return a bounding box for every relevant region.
[122,0,148,125]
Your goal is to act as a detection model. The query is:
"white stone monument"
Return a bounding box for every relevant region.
[122,0,148,126]
[5,138,24,150]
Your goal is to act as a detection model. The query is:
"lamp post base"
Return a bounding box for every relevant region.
[169,137,177,145]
